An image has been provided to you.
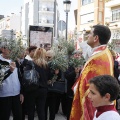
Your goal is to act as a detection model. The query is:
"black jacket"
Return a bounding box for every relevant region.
[0,60,12,81]
[24,61,49,88]
[65,66,76,97]
[15,60,24,94]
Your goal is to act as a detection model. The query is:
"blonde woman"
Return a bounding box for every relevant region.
[24,48,48,120]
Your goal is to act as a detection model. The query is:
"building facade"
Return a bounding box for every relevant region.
[105,0,120,52]
[21,0,59,46]
[76,0,104,41]
[76,0,120,52]
[0,14,21,40]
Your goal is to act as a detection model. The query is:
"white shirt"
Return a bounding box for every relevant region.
[0,55,20,97]
[93,110,120,120]
[25,55,32,60]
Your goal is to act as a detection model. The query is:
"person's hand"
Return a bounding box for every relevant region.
[47,80,52,85]
[10,62,16,72]
[20,94,24,104]
[75,67,80,73]
[55,69,59,75]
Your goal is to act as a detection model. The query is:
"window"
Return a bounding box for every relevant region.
[81,12,94,24]
[82,0,94,5]
[112,9,120,21]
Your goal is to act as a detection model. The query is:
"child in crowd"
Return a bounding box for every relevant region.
[88,75,120,120]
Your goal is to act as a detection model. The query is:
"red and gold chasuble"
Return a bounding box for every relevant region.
[70,46,113,120]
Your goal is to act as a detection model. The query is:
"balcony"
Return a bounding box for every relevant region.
[105,17,120,29]
[39,19,53,23]
[40,0,54,2]
[105,16,120,23]
[41,7,48,11]
[105,0,120,8]
[38,23,54,27]
[39,7,54,14]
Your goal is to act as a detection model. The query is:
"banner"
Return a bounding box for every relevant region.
[29,26,53,47]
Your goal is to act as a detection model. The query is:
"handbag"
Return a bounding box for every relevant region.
[48,74,67,94]
[48,80,67,94]
[23,61,40,92]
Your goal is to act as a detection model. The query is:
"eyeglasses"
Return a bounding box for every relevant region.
[2,46,9,50]
[46,56,51,59]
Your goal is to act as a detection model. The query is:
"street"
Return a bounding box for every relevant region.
[10,105,67,120]
[10,113,66,120]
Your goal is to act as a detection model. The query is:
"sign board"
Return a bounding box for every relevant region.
[29,26,53,47]
[58,20,66,31]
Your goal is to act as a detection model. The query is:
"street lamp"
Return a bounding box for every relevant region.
[63,0,71,41]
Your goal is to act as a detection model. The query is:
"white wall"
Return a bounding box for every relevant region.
[21,0,59,43]
[10,15,20,31]
[0,15,20,36]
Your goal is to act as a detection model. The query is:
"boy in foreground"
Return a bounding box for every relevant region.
[88,75,120,120]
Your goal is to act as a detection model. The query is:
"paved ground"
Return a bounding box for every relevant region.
[10,113,66,120]
[10,105,67,120]
[9,107,120,120]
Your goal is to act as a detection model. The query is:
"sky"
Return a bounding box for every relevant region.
[57,0,77,30]
[0,0,77,30]
[0,0,23,16]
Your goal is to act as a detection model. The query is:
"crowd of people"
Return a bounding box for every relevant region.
[0,25,120,120]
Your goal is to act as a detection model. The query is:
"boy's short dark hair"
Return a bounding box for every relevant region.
[28,46,37,53]
[89,75,120,102]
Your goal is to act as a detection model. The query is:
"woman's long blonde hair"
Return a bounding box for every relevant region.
[33,48,47,68]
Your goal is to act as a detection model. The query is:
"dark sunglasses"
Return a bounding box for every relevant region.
[46,56,51,59]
